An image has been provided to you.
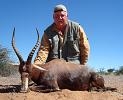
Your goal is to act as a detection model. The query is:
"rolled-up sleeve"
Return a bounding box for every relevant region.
[79,26,90,65]
[34,32,50,64]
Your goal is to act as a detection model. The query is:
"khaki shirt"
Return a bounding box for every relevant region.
[34,25,90,65]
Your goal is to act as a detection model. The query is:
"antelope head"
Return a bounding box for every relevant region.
[12,28,42,92]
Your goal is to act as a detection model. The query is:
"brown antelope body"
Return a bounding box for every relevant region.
[31,59,105,92]
[12,28,105,93]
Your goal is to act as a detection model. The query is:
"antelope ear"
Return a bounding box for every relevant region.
[32,64,48,71]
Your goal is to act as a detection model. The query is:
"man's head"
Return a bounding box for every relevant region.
[53,4,68,30]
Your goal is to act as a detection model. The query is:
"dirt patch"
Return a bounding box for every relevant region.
[0,74,123,100]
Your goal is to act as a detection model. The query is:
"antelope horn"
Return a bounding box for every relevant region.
[26,28,40,64]
[12,27,24,63]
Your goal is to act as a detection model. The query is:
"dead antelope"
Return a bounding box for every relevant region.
[12,28,116,93]
[12,28,47,92]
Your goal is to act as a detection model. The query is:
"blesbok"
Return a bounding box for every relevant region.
[12,28,47,92]
[12,28,115,93]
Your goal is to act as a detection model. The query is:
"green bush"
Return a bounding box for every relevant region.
[0,63,18,77]
[107,68,115,73]
[97,68,107,75]
[115,66,123,75]
[0,45,18,77]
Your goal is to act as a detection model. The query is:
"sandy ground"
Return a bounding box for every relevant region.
[0,73,123,100]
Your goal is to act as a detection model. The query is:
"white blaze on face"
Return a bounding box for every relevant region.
[21,73,29,92]
[21,77,28,92]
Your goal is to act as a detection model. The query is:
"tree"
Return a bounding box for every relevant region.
[97,68,106,74]
[0,44,17,76]
[115,66,123,75]
[107,68,115,73]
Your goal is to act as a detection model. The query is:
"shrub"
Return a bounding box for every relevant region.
[97,68,107,75]
[0,45,18,77]
[107,68,115,73]
[115,66,123,75]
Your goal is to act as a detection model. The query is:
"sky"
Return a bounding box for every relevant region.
[0,0,123,71]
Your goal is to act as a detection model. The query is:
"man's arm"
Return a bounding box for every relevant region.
[79,26,90,65]
[34,33,50,64]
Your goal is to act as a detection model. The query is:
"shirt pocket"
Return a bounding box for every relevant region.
[67,40,80,56]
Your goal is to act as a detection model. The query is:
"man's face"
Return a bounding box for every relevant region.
[53,11,68,29]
